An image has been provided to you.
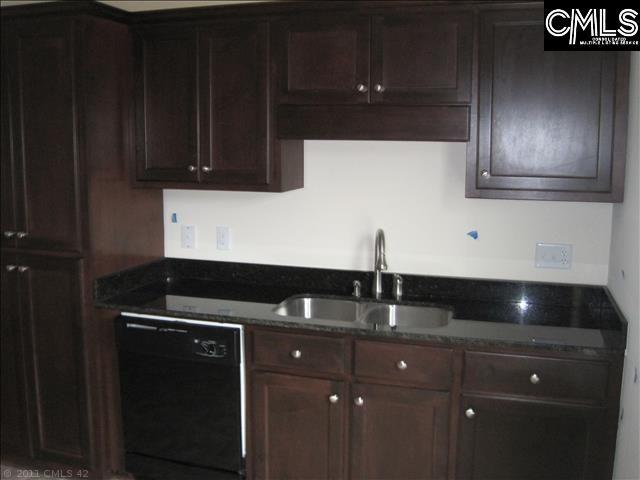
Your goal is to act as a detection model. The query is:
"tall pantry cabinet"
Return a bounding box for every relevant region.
[1,5,163,475]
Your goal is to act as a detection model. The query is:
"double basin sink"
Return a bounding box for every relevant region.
[273,295,451,329]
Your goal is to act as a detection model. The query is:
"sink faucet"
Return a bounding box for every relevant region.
[373,229,387,299]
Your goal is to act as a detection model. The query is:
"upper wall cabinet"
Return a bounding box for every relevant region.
[274,15,370,105]
[198,23,270,186]
[3,19,82,252]
[135,28,199,183]
[466,7,629,202]
[372,12,472,105]
[133,22,303,191]
[274,11,473,105]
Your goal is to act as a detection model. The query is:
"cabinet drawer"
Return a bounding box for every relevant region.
[463,352,609,402]
[252,330,347,375]
[354,340,453,389]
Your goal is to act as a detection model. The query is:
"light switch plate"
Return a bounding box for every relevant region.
[535,243,572,269]
[216,225,231,250]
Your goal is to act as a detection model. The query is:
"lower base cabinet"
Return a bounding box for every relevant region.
[249,328,621,480]
[252,372,346,480]
[1,254,31,458]
[456,395,609,480]
[0,253,92,467]
[350,383,449,480]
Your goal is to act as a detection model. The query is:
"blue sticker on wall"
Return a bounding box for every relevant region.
[467,230,478,240]
[171,213,178,223]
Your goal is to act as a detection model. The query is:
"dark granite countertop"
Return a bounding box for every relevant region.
[95,258,627,356]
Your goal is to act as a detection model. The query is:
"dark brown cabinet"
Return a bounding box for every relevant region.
[1,41,17,250]
[274,15,371,105]
[249,330,453,480]
[1,254,90,465]
[3,20,81,252]
[249,329,621,480]
[456,395,609,480]
[275,11,472,106]
[350,383,449,480]
[1,254,31,459]
[134,22,302,191]
[457,351,616,480]
[252,372,346,480]
[371,11,472,105]
[17,255,91,466]
[466,6,629,201]
[2,6,164,477]
[135,28,199,183]
[198,23,269,186]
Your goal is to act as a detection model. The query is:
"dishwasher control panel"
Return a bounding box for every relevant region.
[194,338,228,358]
[116,315,241,366]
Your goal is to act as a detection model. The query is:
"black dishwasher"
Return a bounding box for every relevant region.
[116,314,245,480]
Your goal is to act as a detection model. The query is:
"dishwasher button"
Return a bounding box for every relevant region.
[195,340,227,358]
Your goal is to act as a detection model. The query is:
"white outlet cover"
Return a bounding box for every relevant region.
[181,225,196,249]
[535,243,572,269]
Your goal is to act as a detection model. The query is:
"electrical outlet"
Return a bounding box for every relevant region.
[535,243,572,269]
[216,226,231,250]
[181,225,196,249]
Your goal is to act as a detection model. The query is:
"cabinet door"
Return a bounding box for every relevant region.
[252,372,345,480]
[456,395,609,480]
[199,22,269,186]
[371,11,472,104]
[18,255,91,466]
[467,7,629,201]
[7,20,82,251]
[1,33,17,249]
[135,28,199,182]
[1,254,31,458]
[350,383,450,480]
[274,15,370,104]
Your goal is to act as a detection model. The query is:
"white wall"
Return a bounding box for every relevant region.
[610,52,640,480]
[165,141,613,284]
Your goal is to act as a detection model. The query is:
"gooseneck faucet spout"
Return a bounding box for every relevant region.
[373,229,387,299]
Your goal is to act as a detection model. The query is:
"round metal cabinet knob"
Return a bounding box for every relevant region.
[290,349,302,359]
[530,373,540,384]
[187,165,197,172]
[354,396,364,407]
[374,83,385,93]
[396,360,408,370]
[465,408,476,419]
[356,83,368,93]
[18,266,29,273]
[3,231,16,239]
[5,265,17,272]
[480,169,489,178]
[202,166,212,173]
[329,394,339,404]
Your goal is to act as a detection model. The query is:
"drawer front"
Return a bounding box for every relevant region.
[354,340,453,389]
[252,330,347,375]
[463,352,609,402]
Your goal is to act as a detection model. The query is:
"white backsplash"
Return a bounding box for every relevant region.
[165,140,612,285]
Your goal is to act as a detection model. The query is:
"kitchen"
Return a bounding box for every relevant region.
[0,1,638,479]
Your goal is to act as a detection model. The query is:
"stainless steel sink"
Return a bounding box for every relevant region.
[359,303,451,328]
[272,296,358,322]
[273,295,451,328]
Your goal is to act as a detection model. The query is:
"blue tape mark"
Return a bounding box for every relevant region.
[171,213,178,223]
[467,230,478,240]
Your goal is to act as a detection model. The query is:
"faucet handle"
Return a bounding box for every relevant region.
[352,280,362,298]
[393,274,403,302]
